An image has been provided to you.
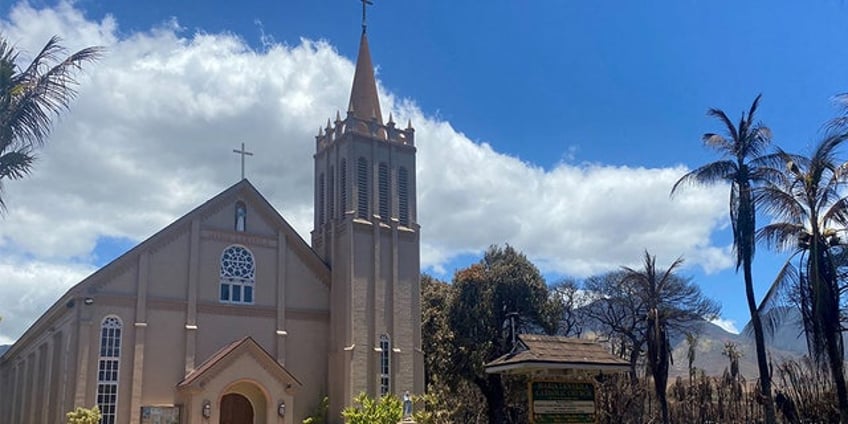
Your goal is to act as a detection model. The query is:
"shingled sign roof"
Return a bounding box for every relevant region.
[484,334,630,375]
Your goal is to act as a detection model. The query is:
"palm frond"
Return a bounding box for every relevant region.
[758,183,805,224]
[702,133,733,154]
[3,36,103,149]
[0,149,35,180]
[706,108,739,143]
[824,93,848,133]
[821,197,848,228]
[757,222,805,252]
[747,93,763,124]
[670,160,736,197]
[753,258,799,338]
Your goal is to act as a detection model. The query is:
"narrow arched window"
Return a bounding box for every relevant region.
[328,166,335,221]
[398,167,409,227]
[220,245,256,304]
[234,201,247,232]
[318,173,326,225]
[357,157,369,219]
[379,334,391,396]
[378,162,389,221]
[97,316,122,424]
[340,159,347,218]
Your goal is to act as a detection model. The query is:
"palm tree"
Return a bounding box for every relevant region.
[0,35,102,210]
[621,251,719,424]
[671,94,777,423]
[758,133,848,423]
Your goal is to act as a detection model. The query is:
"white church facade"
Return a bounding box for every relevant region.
[0,23,423,424]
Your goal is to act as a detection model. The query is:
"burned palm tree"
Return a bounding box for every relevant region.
[671,95,778,423]
[621,251,719,424]
[758,133,848,423]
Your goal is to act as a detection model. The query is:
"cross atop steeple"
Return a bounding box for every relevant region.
[360,0,373,33]
[232,142,253,180]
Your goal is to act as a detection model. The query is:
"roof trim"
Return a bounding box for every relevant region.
[485,359,631,374]
[178,336,302,389]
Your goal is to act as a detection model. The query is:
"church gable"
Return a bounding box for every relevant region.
[178,337,302,391]
[87,179,329,300]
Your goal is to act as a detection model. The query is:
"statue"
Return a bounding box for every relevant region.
[402,390,412,417]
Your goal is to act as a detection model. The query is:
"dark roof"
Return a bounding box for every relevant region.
[484,334,630,374]
[179,336,302,388]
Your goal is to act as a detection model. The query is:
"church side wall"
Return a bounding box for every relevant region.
[0,295,82,424]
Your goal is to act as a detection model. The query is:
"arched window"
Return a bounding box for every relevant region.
[379,334,391,396]
[357,157,369,219]
[328,166,335,221]
[220,245,256,304]
[398,167,409,227]
[318,173,326,225]
[234,201,247,232]
[97,316,122,424]
[340,159,347,218]
[378,163,389,221]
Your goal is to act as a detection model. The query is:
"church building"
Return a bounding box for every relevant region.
[0,18,423,424]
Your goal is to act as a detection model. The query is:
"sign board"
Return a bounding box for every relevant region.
[529,380,596,424]
[140,406,180,424]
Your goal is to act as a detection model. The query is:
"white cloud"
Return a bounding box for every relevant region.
[711,317,740,335]
[0,256,95,344]
[0,1,732,342]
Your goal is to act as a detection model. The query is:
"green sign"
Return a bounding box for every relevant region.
[530,381,595,424]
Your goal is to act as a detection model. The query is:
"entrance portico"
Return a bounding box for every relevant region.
[177,337,301,424]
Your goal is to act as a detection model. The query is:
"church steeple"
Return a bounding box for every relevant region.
[347,31,383,124]
[313,7,423,417]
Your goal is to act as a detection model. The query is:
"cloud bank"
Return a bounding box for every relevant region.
[0,1,730,343]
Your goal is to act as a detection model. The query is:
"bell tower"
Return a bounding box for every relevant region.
[311,14,424,420]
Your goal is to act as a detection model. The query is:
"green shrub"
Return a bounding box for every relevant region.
[66,406,101,424]
[303,396,329,424]
[341,393,402,424]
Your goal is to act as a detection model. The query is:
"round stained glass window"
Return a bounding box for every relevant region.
[220,245,255,280]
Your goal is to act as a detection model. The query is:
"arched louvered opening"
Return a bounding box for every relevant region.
[328,166,335,221]
[357,157,369,219]
[340,159,347,218]
[378,162,389,221]
[398,167,409,227]
[318,173,326,225]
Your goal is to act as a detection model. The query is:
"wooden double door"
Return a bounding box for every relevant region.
[220,393,254,424]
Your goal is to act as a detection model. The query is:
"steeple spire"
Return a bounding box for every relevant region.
[347,8,383,124]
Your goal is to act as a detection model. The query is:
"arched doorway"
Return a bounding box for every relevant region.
[220,393,254,424]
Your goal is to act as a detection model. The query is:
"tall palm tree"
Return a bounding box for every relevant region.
[671,94,777,423]
[621,251,719,424]
[758,133,848,423]
[0,35,102,210]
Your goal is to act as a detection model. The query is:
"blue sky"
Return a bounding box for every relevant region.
[1,0,848,342]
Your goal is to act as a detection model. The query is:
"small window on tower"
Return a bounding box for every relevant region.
[379,334,391,396]
[235,201,247,232]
